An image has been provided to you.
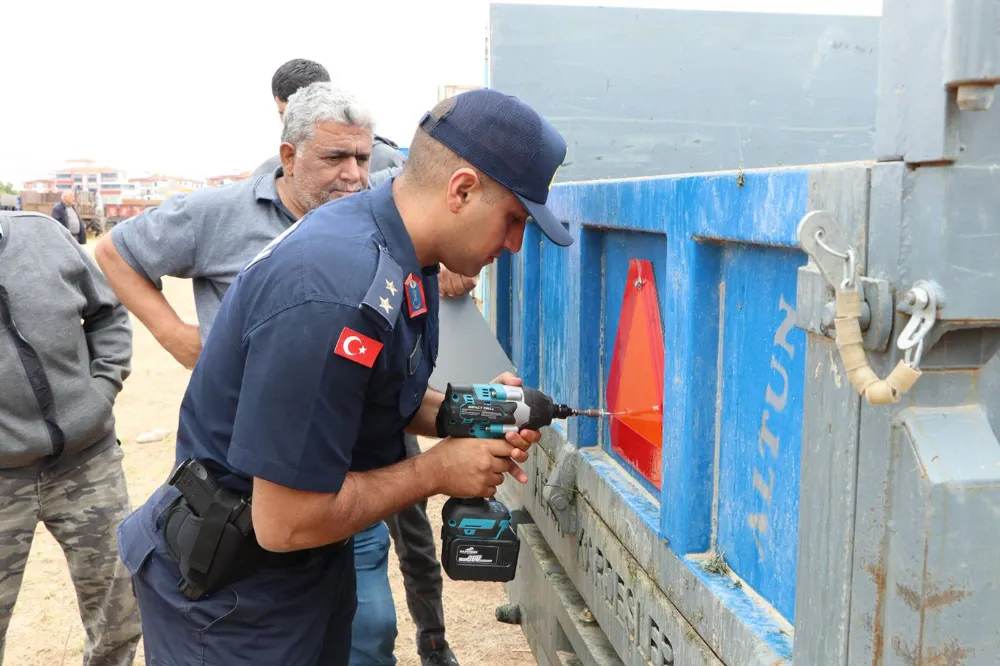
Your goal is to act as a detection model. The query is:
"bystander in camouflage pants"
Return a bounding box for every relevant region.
[0,444,141,666]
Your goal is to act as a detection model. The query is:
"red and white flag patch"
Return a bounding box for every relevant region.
[334,327,383,368]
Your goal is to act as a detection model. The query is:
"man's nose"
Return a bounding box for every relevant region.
[340,158,362,184]
[504,223,525,253]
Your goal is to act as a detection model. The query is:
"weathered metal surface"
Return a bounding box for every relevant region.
[792,163,872,666]
[489,4,879,184]
[847,8,1000,652]
[500,435,784,666]
[495,164,857,661]
[488,5,1000,666]
[506,524,625,666]
[884,407,1000,664]
[874,0,1000,164]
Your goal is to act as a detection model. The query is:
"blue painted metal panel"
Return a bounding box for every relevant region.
[518,224,542,389]
[539,235,572,405]
[499,167,810,630]
[661,170,809,563]
[715,245,806,623]
[494,253,512,358]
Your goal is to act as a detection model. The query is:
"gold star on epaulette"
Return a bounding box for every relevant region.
[379,296,393,313]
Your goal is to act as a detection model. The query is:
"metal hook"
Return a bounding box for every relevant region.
[798,211,860,293]
[897,281,938,368]
[840,249,857,290]
[814,229,849,260]
[904,338,925,367]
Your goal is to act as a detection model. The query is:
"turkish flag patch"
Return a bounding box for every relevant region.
[334,327,383,368]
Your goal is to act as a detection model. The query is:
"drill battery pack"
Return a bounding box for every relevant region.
[441,497,521,582]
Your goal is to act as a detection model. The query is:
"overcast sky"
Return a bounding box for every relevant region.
[0,0,881,185]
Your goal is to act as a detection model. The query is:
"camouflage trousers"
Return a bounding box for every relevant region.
[0,444,142,666]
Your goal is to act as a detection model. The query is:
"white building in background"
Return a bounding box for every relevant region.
[54,159,137,205]
[131,174,205,200]
[206,172,251,188]
[21,178,56,193]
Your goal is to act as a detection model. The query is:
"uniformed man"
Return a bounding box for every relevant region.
[115,87,573,665]
[98,81,466,665]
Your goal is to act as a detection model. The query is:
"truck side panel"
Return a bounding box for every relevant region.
[488,4,880,184]
[497,164,870,664]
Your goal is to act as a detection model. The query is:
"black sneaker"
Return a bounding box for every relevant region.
[418,636,460,666]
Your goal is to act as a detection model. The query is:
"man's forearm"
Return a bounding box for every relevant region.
[253,454,440,552]
[405,388,445,437]
[94,238,186,342]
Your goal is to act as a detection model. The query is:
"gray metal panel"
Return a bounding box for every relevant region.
[427,294,515,392]
[875,0,1000,164]
[884,407,1000,664]
[847,155,1000,664]
[903,166,1000,325]
[792,164,871,666]
[507,525,626,666]
[846,161,909,666]
[489,4,880,183]
[498,432,787,666]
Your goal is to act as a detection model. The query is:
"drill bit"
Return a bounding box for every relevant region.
[571,408,606,417]
[576,405,662,418]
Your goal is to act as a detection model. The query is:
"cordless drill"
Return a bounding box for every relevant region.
[435,383,603,582]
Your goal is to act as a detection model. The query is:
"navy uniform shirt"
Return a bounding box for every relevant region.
[174,181,439,496]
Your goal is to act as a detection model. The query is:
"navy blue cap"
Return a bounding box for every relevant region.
[418,88,573,247]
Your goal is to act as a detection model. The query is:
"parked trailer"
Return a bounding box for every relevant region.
[104,199,162,228]
[485,2,1000,665]
[18,190,103,232]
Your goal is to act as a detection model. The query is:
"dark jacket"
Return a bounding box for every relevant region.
[51,200,87,245]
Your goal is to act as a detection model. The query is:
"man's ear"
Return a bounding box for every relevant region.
[279,142,296,176]
[446,168,480,214]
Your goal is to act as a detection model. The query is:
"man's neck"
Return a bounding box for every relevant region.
[392,178,438,267]
[275,175,308,220]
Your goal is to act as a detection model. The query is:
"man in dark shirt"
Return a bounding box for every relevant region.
[116,87,573,665]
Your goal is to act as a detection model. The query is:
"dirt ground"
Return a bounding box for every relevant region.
[3,239,535,666]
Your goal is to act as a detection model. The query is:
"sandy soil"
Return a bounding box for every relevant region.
[3,241,535,666]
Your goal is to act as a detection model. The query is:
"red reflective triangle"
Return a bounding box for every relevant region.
[606,259,665,488]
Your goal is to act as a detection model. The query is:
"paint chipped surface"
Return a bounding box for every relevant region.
[891,636,972,666]
[864,560,887,665]
[828,349,842,388]
[894,582,972,613]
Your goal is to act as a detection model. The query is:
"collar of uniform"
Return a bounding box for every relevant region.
[369,181,440,277]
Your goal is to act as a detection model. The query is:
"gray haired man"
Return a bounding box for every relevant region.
[98,82,440,665]
[0,211,138,665]
[253,58,405,179]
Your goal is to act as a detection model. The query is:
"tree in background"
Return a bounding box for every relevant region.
[0,182,17,195]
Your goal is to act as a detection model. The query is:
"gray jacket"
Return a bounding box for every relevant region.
[0,213,132,476]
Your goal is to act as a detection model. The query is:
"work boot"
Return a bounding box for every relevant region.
[418,635,460,666]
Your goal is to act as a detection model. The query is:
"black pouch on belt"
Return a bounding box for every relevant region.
[164,459,260,600]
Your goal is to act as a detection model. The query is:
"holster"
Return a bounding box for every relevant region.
[163,458,313,600]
